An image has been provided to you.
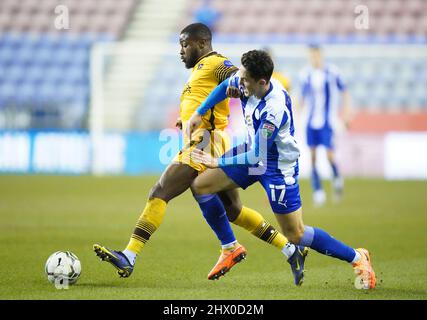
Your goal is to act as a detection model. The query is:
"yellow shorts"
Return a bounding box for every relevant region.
[173,127,230,173]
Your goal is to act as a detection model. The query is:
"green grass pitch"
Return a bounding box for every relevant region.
[0,175,426,300]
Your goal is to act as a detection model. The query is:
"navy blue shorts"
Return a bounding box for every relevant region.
[221,165,302,214]
[306,126,334,149]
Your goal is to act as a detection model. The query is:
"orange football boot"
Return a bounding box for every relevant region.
[352,248,376,289]
[207,243,247,280]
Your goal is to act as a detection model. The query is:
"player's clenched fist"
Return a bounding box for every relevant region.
[226,86,240,98]
[175,117,183,130]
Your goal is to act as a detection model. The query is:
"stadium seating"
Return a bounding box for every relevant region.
[135,0,427,130]
[0,0,138,129]
[0,0,426,131]
[139,47,427,131]
[138,0,425,127]
[186,0,427,37]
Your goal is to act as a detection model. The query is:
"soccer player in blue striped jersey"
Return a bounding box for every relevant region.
[187,50,376,290]
[299,44,352,206]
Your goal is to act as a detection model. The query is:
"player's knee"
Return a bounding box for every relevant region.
[311,152,317,164]
[285,226,305,244]
[149,182,167,201]
[191,180,210,195]
[224,203,242,222]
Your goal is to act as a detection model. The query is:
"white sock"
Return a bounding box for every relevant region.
[122,249,137,266]
[222,240,238,250]
[282,242,296,258]
[351,250,361,264]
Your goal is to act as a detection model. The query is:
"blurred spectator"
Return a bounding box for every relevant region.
[193,0,220,32]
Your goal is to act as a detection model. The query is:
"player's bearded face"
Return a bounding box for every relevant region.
[179,34,199,69]
[184,47,199,69]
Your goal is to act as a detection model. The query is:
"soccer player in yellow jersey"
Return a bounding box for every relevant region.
[272,71,291,92]
[93,23,307,284]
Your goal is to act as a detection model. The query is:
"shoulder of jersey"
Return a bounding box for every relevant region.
[227,70,241,87]
[207,53,234,66]
[299,66,312,79]
[264,81,287,113]
[325,63,341,75]
[270,78,286,91]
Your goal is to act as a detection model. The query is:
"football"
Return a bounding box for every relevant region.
[45,251,81,287]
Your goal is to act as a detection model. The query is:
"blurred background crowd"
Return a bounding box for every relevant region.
[0,0,426,179]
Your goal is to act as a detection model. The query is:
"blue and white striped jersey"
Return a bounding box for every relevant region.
[299,64,346,130]
[229,74,300,184]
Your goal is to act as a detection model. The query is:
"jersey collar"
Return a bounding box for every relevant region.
[195,51,217,65]
[261,82,273,100]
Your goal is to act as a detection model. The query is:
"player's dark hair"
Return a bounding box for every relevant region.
[308,42,322,50]
[241,50,274,82]
[180,23,212,41]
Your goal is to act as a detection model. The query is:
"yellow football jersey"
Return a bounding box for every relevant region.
[180,51,238,131]
[272,71,291,92]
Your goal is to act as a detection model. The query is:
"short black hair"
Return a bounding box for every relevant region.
[180,23,212,41]
[241,50,274,82]
[308,42,322,50]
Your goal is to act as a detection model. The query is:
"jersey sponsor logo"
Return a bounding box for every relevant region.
[223,60,233,67]
[182,84,191,95]
[261,122,275,139]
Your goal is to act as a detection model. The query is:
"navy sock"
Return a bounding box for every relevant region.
[311,168,322,191]
[194,194,236,246]
[299,226,356,263]
[331,162,339,178]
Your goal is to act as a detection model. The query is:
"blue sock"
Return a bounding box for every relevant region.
[299,226,356,263]
[331,162,339,178]
[311,168,322,191]
[194,194,236,246]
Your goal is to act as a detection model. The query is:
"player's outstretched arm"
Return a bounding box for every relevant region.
[341,90,353,129]
[191,120,279,168]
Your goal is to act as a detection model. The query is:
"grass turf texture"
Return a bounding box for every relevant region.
[0,176,426,300]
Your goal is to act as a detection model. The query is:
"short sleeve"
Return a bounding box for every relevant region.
[336,73,347,91]
[214,59,239,83]
[299,70,310,98]
[329,65,347,91]
[228,73,240,88]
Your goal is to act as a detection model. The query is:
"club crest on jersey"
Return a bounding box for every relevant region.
[261,122,275,139]
[245,114,253,127]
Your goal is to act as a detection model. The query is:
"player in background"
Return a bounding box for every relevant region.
[299,44,352,206]
[94,23,307,284]
[263,47,291,93]
[187,50,376,290]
